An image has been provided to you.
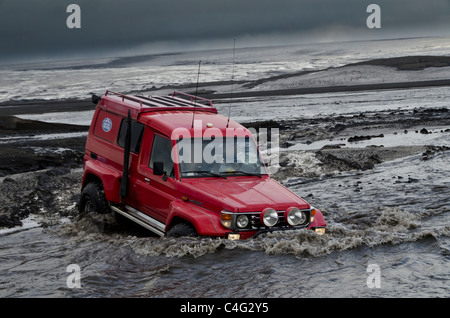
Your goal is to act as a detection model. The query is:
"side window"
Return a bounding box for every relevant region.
[117,120,145,153]
[149,135,174,178]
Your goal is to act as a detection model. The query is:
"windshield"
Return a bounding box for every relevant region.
[175,136,267,178]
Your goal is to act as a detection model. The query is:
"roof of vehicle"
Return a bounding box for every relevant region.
[97,90,249,138]
[140,110,246,138]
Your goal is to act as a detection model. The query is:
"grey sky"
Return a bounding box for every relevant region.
[1,0,450,63]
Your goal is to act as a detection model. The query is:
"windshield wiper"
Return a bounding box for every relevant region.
[183,170,227,179]
[224,170,262,178]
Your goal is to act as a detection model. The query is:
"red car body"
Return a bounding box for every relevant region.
[80,91,326,239]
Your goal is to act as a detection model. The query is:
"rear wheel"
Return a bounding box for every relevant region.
[79,182,110,214]
[167,222,198,238]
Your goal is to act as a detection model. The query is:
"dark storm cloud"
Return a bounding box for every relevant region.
[1,0,450,62]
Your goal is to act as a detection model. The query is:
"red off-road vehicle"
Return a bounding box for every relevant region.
[79,91,326,239]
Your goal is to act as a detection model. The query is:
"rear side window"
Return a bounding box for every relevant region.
[117,119,145,153]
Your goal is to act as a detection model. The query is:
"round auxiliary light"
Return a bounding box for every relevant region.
[236,215,249,229]
[260,208,278,227]
[285,207,306,226]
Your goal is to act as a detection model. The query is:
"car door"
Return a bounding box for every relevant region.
[132,130,177,223]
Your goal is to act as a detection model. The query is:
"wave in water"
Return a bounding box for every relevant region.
[56,208,449,259]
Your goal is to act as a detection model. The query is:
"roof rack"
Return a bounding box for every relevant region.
[171,91,214,107]
[104,90,213,109]
[100,90,216,120]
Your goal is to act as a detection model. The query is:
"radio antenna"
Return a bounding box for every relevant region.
[191,60,201,128]
[226,38,236,128]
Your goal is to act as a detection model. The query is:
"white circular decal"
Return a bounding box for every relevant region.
[102,118,112,132]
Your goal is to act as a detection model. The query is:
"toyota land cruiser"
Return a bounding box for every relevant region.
[79,90,326,239]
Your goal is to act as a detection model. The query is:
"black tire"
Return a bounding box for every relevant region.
[167,222,198,238]
[79,182,110,214]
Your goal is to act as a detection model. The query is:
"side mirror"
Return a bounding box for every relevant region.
[92,94,101,105]
[153,162,165,176]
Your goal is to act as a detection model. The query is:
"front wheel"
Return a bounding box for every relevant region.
[166,222,198,238]
[79,182,110,214]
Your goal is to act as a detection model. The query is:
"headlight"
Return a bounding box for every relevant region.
[236,215,249,228]
[260,208,278,227]
[285,207,306,226]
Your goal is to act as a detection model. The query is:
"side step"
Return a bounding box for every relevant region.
[111,205,166,237]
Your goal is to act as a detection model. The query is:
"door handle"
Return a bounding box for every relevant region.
[144,177,150,183]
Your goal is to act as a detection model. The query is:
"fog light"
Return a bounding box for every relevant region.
[221,211,232,229]
[260,208,278,227]
[285,207,306,226]
[227,233,240,240]
[236,215,249,228]
[315,228,325,235]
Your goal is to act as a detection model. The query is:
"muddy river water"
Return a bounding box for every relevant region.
[1,150,448,298]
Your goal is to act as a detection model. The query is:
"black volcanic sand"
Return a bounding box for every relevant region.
[0,99,93,116]
[0,116,87,176]
[1,55,450,229]
[152,55,450,99]
[0,116,88,229]
[242,106,450,180]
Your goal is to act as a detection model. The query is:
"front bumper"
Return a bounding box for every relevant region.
[222,208,325,240]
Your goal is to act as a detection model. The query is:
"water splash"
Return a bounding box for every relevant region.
[56,207,449,260]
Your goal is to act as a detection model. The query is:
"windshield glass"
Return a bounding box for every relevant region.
[175,136,267,178]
